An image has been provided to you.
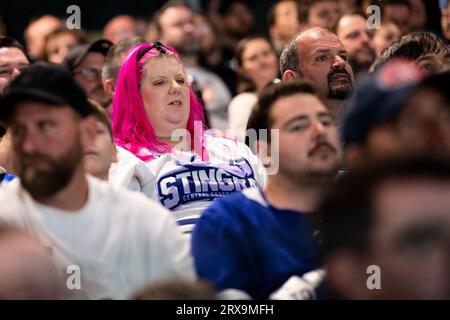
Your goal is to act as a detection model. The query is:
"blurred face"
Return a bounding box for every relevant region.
[270,93,342,180]
[372,23,401,57]
[104,16,136,44]
[383,4,411,35]
[369,179,450,299]
[25,16,61,60]
[159,6,196,53]
[293,29,354,102]
[45,33,78,64]
[140,56,190,139]
[396,88,450,157]
[336,15,375,71]
[84,121,115,180]
[273,1,301,42]
[9,102,90,200]
[222,2,254,37]
[74,52,110,107]
[240,38,278,91]
[0,47,29,94]
[308,1,340,30]
[409,0,426,31]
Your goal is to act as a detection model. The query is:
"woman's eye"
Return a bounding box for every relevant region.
[154,80,165,86]
[176,79,185,84]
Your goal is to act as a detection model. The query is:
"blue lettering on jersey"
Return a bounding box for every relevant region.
[157,158,259,210]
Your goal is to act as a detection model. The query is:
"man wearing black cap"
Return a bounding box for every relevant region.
[64,39,113,108]
[0,63,196,299]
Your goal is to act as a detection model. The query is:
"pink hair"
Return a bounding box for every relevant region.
[112,43,208,162]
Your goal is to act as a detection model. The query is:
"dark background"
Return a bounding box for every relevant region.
[0,0,278,44]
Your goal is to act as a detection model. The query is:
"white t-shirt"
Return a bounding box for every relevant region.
[228,92,258,143]
[0,176,196,299]
[143,135,267,234]
[109,146,153,196]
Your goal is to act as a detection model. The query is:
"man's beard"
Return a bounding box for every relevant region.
[19,138,83,200]
[327,68,353,100]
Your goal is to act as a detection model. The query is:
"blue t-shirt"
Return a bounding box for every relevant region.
[192,187,322,299]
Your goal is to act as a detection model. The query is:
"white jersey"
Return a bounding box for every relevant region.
[144,135,267,234]
[109,146,153,196]
[0,176,196,299]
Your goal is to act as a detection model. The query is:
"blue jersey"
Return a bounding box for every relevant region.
[192,187,322,299]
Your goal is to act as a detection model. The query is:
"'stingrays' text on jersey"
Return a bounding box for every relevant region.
[157,158,259,210]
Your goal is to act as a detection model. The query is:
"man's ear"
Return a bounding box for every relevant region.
[254,139,272,168]
[325,249,377,300]
[103,79,115,97]
[282,69,300,81]
[79,116,97,150]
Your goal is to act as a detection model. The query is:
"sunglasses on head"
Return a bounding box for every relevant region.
[136,42,170,62]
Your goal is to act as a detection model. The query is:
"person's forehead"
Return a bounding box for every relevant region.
[143,56,184,75]
[271,93,327,124]
[276,1,297,16]
[11,100,75,121]
[312,0,338,10]
[298,31,343,52]
[161,6,193,24]
[338,15,367,32]
[243,39,270,55]
[0,47,28,64]
[374,179,450,228]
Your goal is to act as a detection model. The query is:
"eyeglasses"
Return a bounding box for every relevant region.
[74,67,102,80]
[136,42,169,62]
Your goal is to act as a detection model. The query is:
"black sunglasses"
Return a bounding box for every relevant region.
[136,42,169,62]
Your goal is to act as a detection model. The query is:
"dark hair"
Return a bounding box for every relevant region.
[217,0,252,16]
[317,156,450,254]
[0,36,28,58]
[235,35,277,93]
[279,35,299,75]
[246,80,316,148]
[102,36,146,86]
[373,32,450,71]
[414,71,450,104]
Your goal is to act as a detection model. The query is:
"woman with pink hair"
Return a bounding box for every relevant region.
[112,42,265,234]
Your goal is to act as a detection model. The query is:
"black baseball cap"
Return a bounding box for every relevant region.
[63,39,113,72]
[0,63,93,121]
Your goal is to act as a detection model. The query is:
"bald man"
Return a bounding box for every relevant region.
[280,27,354,124]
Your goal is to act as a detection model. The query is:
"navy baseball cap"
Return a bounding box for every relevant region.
[63,39,113,72]
[342,59,426,146]
[0,63,93,121]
